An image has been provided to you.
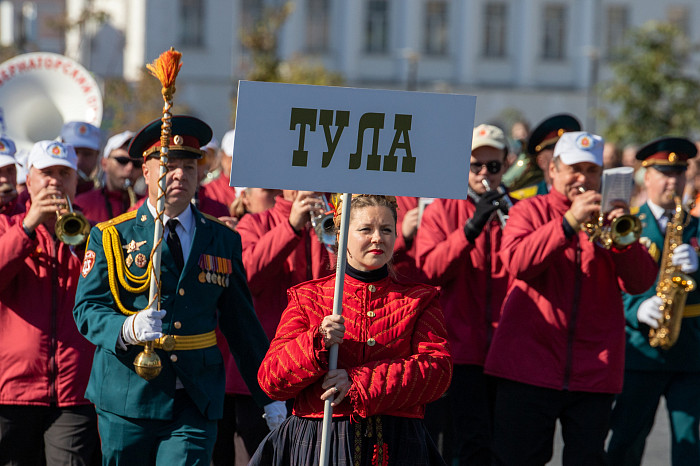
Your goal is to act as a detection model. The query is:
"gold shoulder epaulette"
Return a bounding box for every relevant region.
[96,210,137,231]
[201,213,228,227]
[510,185,539,200]
[630,206,640,215]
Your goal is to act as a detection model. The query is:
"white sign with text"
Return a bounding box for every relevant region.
[231,81,475,199]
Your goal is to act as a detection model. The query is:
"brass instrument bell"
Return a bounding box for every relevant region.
[578,187,641,249]
[55,195,90,245]
[309,194,336,251]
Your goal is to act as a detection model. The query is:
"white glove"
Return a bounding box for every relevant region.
[263,401,287,431]
[671,243,699,274]
[121,308,166,345]
[637,296,663,329]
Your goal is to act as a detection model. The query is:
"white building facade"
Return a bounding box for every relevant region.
[1,0,699,140]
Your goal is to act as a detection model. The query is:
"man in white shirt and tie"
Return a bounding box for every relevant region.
[73,115,286,465]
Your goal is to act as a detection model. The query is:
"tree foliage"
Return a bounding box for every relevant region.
[598,21,700,145]
[101,69,190,135]
[239,2,343,86]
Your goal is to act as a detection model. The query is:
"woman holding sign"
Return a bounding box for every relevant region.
[250,194,452,465]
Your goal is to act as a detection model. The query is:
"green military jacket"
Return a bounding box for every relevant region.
[622,202,700,371]
[73,202,272,420]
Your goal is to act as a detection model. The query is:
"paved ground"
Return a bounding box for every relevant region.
[548,399,671,465]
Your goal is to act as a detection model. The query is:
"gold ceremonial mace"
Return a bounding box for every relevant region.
[133,48,183,380]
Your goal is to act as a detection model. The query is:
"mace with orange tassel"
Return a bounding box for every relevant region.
[133,47,183,380]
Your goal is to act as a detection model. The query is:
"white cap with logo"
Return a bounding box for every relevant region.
[60,121,101,151]
[0,136,17,168]
[472,124,507,152]
[221,129,235,158]
[28,141,78,171]
[553,131,604,167]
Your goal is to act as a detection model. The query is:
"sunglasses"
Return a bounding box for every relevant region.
[111,156,142,168]
[470,160,503,175]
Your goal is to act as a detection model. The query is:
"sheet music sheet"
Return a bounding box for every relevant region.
[600,167,634,212]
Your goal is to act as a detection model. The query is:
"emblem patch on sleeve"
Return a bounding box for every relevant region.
[82,250,96,278]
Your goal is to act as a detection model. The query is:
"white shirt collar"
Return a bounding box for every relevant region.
[146,199,195,235]
[647,200,667,221]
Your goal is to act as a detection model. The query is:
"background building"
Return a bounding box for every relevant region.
[0,0,698,141]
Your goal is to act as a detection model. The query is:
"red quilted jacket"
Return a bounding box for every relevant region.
[258,273,452,419]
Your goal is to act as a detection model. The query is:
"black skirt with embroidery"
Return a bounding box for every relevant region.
[248,414,446,466]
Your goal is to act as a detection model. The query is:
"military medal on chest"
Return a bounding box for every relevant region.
[198,254,232,287]
[124,239,147,254]
[135,253,148,268]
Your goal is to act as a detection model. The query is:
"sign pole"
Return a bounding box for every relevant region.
[319,192,352,466]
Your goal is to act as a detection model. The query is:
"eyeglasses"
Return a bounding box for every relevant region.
[470,160,503,175]
[111,156,142,168]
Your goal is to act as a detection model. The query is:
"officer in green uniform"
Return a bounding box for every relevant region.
[73,116,286,465]
[506,113,581,200]
[607,136,700,465]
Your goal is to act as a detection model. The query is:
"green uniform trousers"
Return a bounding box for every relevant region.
[97,390,217,465]
[608,370,700,466]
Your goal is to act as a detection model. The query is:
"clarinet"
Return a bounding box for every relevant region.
[480,179,512,228]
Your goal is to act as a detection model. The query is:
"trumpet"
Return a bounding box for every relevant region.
[54,194,90,245]
[577,187,641,249]
[309,194,336,252]
[481,179,513,228]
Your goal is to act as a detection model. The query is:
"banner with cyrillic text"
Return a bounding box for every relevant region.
[231,81,475,199]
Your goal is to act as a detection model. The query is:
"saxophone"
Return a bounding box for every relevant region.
[648,196,696,349]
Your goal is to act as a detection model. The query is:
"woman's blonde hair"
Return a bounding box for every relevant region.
[332,194,398,230]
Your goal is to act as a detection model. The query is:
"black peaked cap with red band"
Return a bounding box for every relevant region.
[527,113,581,155]
[128,115,212,161]
[636,136,697,173]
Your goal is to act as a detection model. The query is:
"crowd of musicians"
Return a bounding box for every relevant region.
[0,109,699,466]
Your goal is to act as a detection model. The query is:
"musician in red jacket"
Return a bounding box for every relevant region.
[484,131,658,465]
[251,194,452,465]
[0,140,96,465]
[416,123,513,464]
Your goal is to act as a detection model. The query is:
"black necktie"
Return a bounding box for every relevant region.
[660,210,673,232]
[166,219,184,271]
